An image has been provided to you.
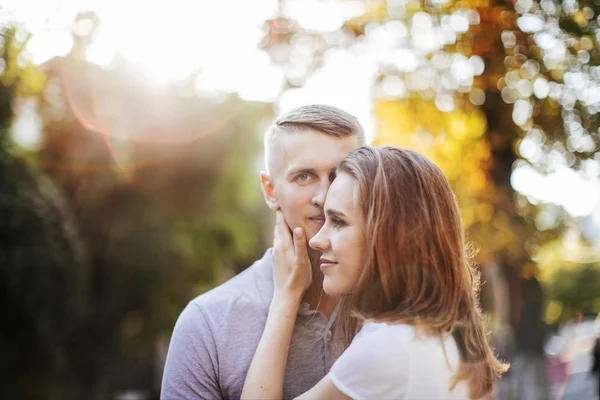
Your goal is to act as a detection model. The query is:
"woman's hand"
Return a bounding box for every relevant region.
[272,211,312,303]
[241,211,312,400]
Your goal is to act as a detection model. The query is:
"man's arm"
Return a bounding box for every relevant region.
[161,302,222,399]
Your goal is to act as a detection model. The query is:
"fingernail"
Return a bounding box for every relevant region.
[294,228,303,239]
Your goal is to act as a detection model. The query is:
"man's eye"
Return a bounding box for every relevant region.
[297,173,309,181]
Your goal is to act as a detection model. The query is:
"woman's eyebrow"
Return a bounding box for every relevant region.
[326,208,346,218]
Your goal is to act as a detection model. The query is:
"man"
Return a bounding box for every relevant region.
[161,105,365,399]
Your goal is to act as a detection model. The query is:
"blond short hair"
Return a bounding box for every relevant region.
[264,104,366,174]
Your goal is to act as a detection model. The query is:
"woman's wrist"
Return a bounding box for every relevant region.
[270,290,302,316]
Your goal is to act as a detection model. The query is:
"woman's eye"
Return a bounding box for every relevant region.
[331,217,345,228]
[297,173,309,181]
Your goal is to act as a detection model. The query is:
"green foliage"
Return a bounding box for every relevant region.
[0,153,88,400]
[544,264,600,326]
[1,15,274,398]
[535,237,600,326]
[34,72,272,394]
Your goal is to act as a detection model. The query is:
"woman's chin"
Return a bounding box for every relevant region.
[322,279,346,297]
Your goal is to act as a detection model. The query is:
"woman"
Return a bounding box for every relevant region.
[242,146,508,399]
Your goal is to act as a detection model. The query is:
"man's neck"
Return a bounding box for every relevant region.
[301,254,339,318]
[302,288,338,319]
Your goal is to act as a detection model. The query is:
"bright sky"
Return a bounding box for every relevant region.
[4,0,374,134]
[4,0,600,220]
[512,163,600,217]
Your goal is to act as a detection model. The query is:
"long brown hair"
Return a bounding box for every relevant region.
[335,146,508,399]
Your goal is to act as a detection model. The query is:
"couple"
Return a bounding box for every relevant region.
[161,105,508,399]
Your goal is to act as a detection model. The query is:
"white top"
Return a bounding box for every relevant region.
[329,322,471,400]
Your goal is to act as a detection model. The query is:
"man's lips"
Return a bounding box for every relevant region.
[309,215,325,222]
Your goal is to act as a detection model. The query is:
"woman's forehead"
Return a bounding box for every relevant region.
[325,173,360,214]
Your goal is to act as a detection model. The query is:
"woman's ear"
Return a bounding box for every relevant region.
[260,171,280,210]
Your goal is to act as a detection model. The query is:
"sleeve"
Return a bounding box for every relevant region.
[328,325,409,400]
[161,302,223,400]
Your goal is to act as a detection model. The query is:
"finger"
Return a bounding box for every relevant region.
[292,228,312,289]
[273,210,281,236]
[275,210,293,248]
[273,211,285,247]
[293,227,309,267]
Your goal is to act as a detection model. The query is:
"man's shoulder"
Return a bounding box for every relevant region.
[185,251,273,324]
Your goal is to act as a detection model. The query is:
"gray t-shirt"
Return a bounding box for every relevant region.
[161,249,339,399]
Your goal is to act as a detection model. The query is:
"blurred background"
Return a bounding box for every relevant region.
[1,0,599,399]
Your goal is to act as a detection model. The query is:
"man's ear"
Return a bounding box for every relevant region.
[260,171,280,210]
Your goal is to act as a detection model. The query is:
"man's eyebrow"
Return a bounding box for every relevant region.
[287,166,338,176]
[326,208,346,218]
[286,167,317,177]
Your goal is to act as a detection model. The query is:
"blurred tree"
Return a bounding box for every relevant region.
[36,12,273,398]
[545,264,600,324]
[3,11,274,399]
[536,237,600,326]
[0,24,88,400]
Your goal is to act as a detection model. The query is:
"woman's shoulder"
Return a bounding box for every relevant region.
[361,321,453,340]
[358,321,417,342]
[330,322,413,399]
[345,322,417,364]
[340,321,414,366]
[357,322,458,360]
[334,322,468,399]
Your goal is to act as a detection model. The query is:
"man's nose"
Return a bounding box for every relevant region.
[312,179,330,208]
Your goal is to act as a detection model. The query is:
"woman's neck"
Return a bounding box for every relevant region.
[302,265,339,318]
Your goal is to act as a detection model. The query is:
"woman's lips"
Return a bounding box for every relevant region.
[320,259,337,270]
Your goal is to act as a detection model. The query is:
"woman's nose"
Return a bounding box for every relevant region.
[309,227,329,251]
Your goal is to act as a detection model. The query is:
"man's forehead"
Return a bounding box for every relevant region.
[282,153,342,173]
[277,131,357,166]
